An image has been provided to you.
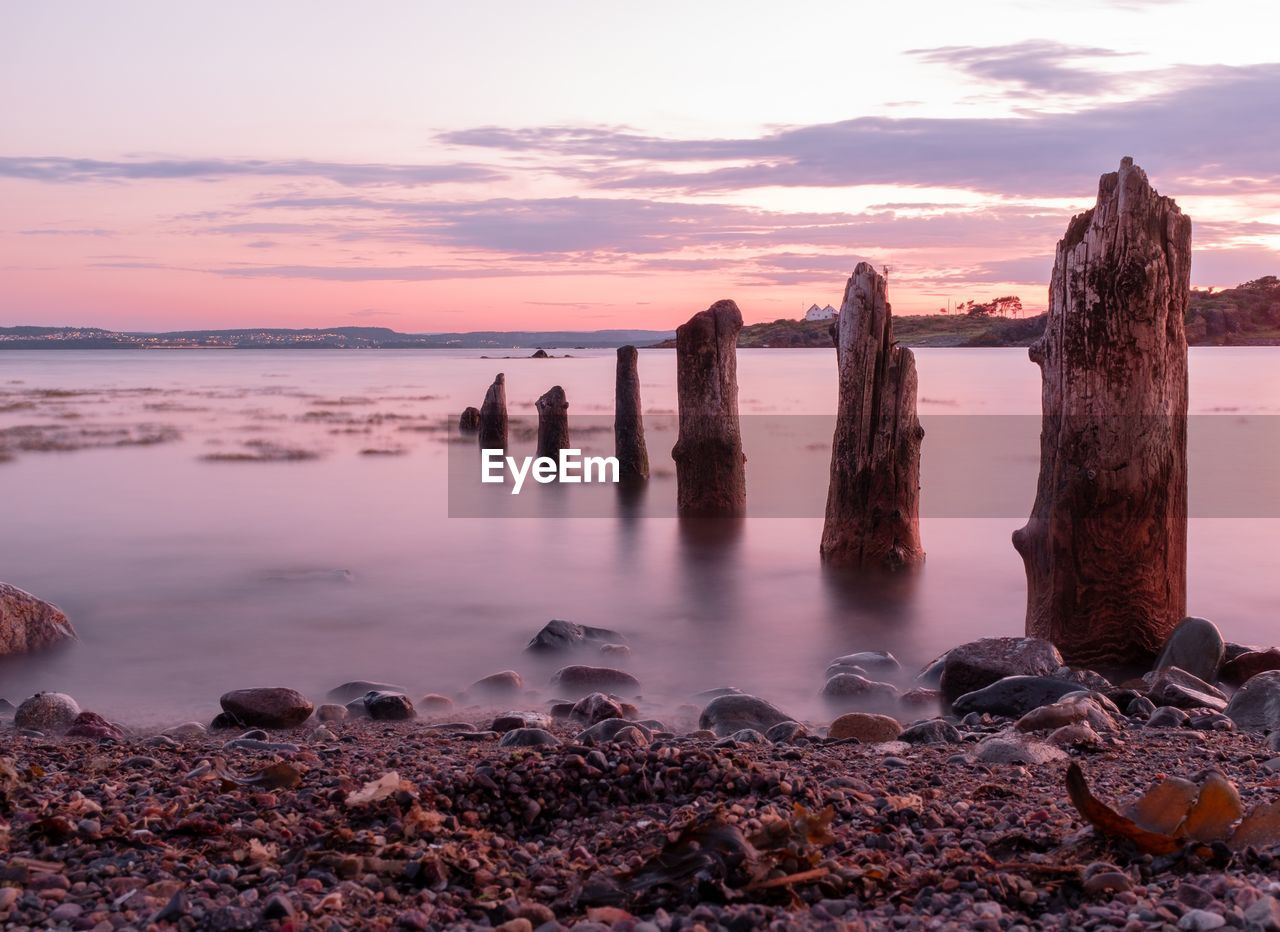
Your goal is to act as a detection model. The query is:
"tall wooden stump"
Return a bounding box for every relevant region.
[1013,158,1191,668]
[477,373,507,450]
[672,300,746,517]
[820,262,924,571]
[535,385,570,460]
[615,345,649,482]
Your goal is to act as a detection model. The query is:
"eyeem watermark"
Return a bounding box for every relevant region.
[482,448,620,494]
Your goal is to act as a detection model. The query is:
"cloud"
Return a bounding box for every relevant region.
[19,227,115,237]
[907,41,1133,96]
[209,264,571,281]
[0,156,502,187]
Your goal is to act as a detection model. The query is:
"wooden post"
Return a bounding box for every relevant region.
[672,300,746,517]
[614,345,649,482]
[535,385,570,460]
[820,262,924,571]
[458,407,480,432]
[477,373,507,450]
[1013,158,1191,668]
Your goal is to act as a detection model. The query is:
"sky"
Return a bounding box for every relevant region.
[2,0,1278,332]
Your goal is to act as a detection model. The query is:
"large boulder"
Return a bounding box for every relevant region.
[0,584,77,656]
[698,695,793,737]
[939,637,1062,704]
[1226,670,1280,734]
[1143,667,1227,712]
[526,620,626,653]
[548,665,640,697]
[1222,649,1280,688]
[1152,617,1225,684]
[14,692,80,733]
[1015,693,1121,733]
[219,688,314,729]
[951,675,1081,719]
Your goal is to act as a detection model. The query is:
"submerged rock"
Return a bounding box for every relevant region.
[1226,670,1280,734]
[827,650,901,676]
[419,693,454,712]
[469,671,524,697]
[828,712,901,742]
[326,681,407,704]
[951,675,1081,718]
[698,694,793,738]
[498,727,560,748]
[14,692,81,733]
[458,407,481,432]
[363,691,416,721]
[1153,617,1225,684]
[525,620,626,653]
[820,673,899,711]
[1222,648,1280,688]
[1144,667,1227,712]
[219,687,314,729]
[0,583,77,656]
[570,692,624,726]
[315,704,348,723]
[548,665,640,697]
[939,637,1063,704]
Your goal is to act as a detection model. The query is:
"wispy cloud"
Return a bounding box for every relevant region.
[907,40,1135,96]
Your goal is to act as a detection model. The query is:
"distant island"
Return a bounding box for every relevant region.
[5,277,1277,350]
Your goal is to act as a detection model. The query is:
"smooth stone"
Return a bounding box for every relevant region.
[526,619,626,653]
[899,719,961,745]
[900,687,941,706]
[939,637,1063,704]
[1221,648,1280,688]
[209,712,242,731]
[827,650,901,675]
[576,718,653,744]
[570,692,624,726]
[163,721,207,738]
[612,725,650,746]
[419,693,454,711]
[698,694,793,738]
[469,670,524,696]
[1143,667,1227,711]
[600,643,631,658]
[65,711,127,740]
[972,734,1067,765]
[315,704,348,723]
[458,406,481,432]
[1052,667,1113,691]
[951,676,1081,718]
[1189,711,1234,731]
[828,712,902,742]
[1178,909,1226,931]
[692,686,743,700]
[1243,896,1280,930]
[1127,696,1157,719]
[1016,693,1120,733]
[0,582,78,656]
[491,711,552,733]
[144,735,180,749]
[726,728,767,745]
[497,727,560,748]
[14,692,80,733]
[363,691,416,721]
[915,654,947,687]
[1153,617,1225,683]
[0,698,13,717]
[1226,670,1280,734]
[548,665,640,697]
[325,681,407,704]
[1146,706,1190,728]
[820,673,899,710]
[1049,722,1102,748]
[219,687,314,729]
[224,738,300,752]
[1224,642,1259,664]
[765,720,809,743]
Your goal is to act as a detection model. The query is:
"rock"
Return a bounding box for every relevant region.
[576,718,652,745]
[0,582,78,655]
[164,721,207,739]
[1127,696,1157,719]
[1222,648,1280,688]
[1153,617,1225,683]
[530,348,549,359]
[570,692,624,726]
[1013,158,1191,668]
[827,650,901,676]
[900,687,940,707]
[478,373,508,450]
[458,406,481,432]
[0,698,12,717]
[1146,706,1190,728]
[915,654,947,687]
[765,721,809,743]
[491,711,551,733]
[1016,693,1120,733]
[698,694,793,738]
[325,681,407,704]
[693,686,743,700]
[1244,895,1280,931]
[262,893,295,921]
[1049,722,1102,748]
[899,719,961,745]
[534,385,570,461]
[1083,871,1132,896]
[470,670,524,697]
[1052,667,1113,691]
[820,673,899,710]
[315,703,348,722]
[724,728,767,745]
[419,693,454,711]
[65,711,127,740]
[1178,909,1226,931]
[1144,667,1227,711]
[219,687,314,729]
[939,637,1063,704]
[1224,641,1258,664]
[1226,670,1280,734]
[820,262,924,571]
[362,691,416,721]
[828,712,901,742]
[526,619,626,654]
[671,299,746,517]
[599,643,630,658]
[614,345,649,482]
[344,697,370,719]
[973,734,1067,765]
[14,692,80,733]
[951,675,1082,718]
[498,727,560,748]
[548,665,640,697]
[612,725,650,746]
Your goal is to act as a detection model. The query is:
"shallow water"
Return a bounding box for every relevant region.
[0,347,1276,725]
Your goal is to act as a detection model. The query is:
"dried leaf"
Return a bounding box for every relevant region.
[1065,763,1181,855]
[1229,799,1280,850]
[1122,776,1199,835]
[345,771,404,807]
[1181,772,1243,842]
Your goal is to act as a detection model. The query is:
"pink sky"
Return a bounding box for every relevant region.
[2,1,1278,331]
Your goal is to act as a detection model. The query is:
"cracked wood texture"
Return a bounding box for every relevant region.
[477,372,508,451]
[820,262,924,571]
[614,345,649,482]
[1013,158,1191,668]
[672,300,746,517]
[535,385,570,461]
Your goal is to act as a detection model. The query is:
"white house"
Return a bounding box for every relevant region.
[804,303,837,321]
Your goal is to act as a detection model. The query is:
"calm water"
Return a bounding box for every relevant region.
[1,347,1276,725]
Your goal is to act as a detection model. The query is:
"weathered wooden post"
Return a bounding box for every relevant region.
[1013,157,1191,667]
[614,345,649,482]
[458,407,480,432]
[477,373,507,450]
[820,262,924,571]
[671,300,746,517]
[535,385,570,460]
